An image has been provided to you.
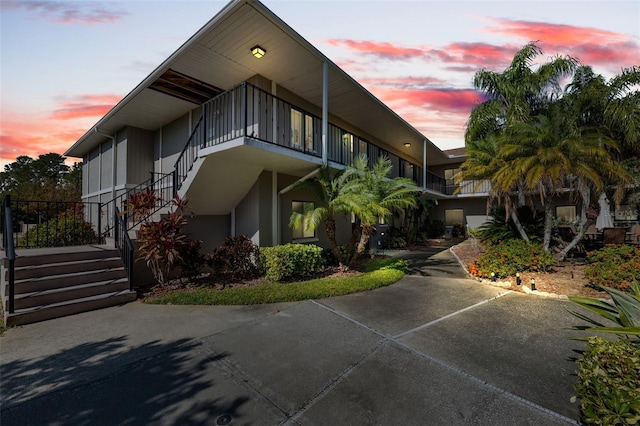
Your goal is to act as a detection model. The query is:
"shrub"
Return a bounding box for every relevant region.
[178,238,205,281]
[584,245,640,292]
[477,207,544,245]
[574,337,640,425]
[20,216,97,248]
[207,235,261,281]
[428,219,446,238]
[469,239,556,279]
[261,243,325,282]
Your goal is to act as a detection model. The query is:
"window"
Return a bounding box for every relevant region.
[291,109,303,149]
[292,201,315,239]
[556,206,576,223]
[305,115,314,151]
[445,209,464,226]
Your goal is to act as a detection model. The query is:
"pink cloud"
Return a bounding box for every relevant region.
[374,87,484,114]
[2,0,128,25]
[50,94,121,120]
[482,18,640,70]
[325,39,426,60]
[359,76,446,89]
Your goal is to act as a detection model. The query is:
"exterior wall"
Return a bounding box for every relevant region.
[99,142,113,190]
[125,127,154,185]
[183,215,231,254]
[160,114,191,172]
[432,198,489,229]
[235,171,274,247]
[115,130,128,186]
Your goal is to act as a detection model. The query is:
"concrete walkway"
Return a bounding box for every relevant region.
[0,245,586,425]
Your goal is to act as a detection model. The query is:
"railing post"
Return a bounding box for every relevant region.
[98,203,102,244]
[4,195,16,314]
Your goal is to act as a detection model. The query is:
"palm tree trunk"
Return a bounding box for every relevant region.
[350,223,376,267]
[325,218,347,270]
[543,203,554,251]
[345,217,362,266]
[507,199,530,242]
[558,188,590,260]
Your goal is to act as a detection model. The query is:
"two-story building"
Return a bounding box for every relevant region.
[65,0,490,253]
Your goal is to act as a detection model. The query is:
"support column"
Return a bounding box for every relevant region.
[423,139,427,191]
[322,61,328,165]
[231,207,236,237]
[272,171,279,245]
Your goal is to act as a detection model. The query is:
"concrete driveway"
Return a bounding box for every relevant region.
[0,246,586,425]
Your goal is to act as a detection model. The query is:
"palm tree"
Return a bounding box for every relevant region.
[289,166,364,270]
[502,101,629,256]
[349,156,421,265]
[462,42,578,242]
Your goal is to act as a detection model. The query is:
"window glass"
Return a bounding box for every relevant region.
[291,109,303,149]
[292,201,315,239]
[445,209,464,226]
[556,206,577,223]
[305,115,314,151]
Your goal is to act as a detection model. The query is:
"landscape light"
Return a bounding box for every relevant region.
[530,278,536,291]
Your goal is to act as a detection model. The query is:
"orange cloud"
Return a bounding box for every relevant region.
[0,94,121,165]
[2,0,128,25]
[50,94,121,120]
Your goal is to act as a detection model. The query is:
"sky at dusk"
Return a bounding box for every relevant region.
[1,0,639,169]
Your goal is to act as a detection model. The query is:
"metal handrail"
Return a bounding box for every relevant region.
[114,206,134,289]
[3,195,16,313]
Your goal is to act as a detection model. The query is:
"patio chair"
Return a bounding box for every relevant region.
[602,227,626,245]
[628,224,640,245]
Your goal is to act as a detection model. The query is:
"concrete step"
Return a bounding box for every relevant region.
[4,290,138,326]
[14,247,119,268]
[15,257,123,280]
[12,277,130,310]
[12,267,127,294]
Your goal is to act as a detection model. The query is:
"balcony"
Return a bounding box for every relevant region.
[176,82,428,190]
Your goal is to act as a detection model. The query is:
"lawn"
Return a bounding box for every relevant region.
[145,258,407,305]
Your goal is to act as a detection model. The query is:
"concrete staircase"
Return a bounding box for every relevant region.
[1,246,137,326]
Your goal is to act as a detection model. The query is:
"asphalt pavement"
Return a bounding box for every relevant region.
[0,245,587,425]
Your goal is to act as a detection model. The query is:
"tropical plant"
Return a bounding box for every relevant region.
[584,245,640,292]
[469,239,556,279]
[568,282,640,345]
[289,165,364,270]
[348,156,420,265]
[130,193,201,286]
[461,42,578,242]
[573,337,640,425]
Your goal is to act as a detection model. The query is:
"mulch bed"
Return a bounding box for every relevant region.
[451,239,609,299]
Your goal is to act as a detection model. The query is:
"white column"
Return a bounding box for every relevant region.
[423,139,427,191]
[322,61,328,165]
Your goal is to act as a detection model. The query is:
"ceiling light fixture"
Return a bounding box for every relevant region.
[404,142,411,148]
[251,45,266,59]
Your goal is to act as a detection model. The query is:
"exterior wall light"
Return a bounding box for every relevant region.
[251,45,266,58]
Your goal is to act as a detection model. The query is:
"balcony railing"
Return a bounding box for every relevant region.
[175,82,430,191]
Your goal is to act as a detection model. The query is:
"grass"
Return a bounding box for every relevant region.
[146,258,408,305]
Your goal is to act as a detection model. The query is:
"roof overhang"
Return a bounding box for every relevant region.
[66,0,450,165]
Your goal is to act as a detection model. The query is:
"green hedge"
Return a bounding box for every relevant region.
[469,239,556,278]
[261,243,325,282]
[19,216,97,248]
[585,245,640,292]
[574,337,640,425]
